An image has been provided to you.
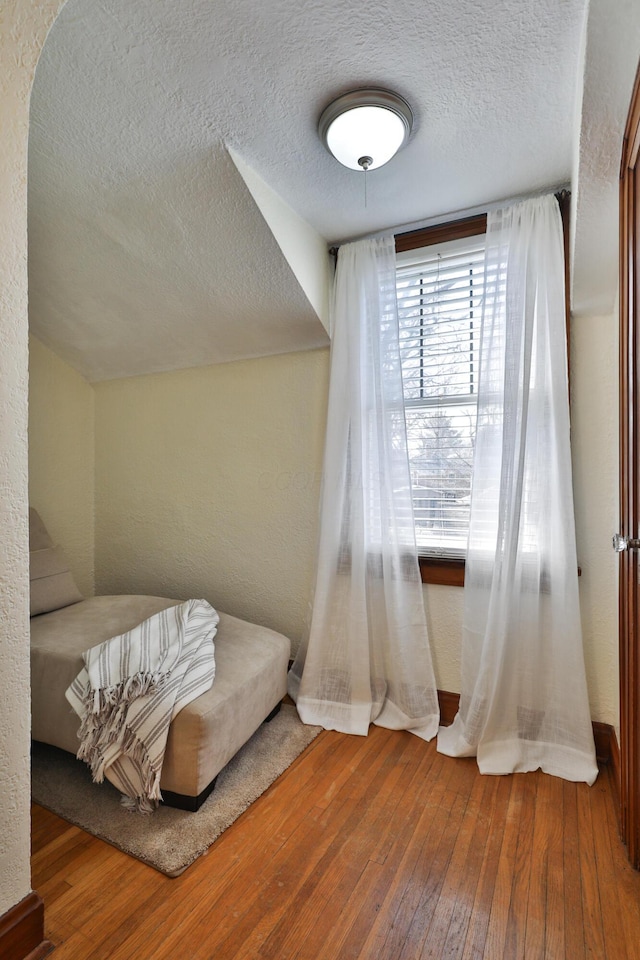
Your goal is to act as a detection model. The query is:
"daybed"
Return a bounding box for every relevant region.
[29,509,290,811]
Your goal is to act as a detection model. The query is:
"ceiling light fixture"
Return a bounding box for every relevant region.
[318,88,414,172]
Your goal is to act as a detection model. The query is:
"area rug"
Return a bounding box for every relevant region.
[31,704,321,877]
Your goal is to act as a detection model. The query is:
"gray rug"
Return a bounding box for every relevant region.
[31,704,321,877]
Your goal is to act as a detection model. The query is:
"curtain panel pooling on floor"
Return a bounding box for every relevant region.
[288,235,439,740]
[437,195,598,785]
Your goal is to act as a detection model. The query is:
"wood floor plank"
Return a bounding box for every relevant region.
[604,768,640,960]
[434,774,501,960]
[225,752,392,959]
[31,803,71,853]
[33,876,72,911]
[31,729,640,960]
[504,774,537,959]
[524,773,548,958]
[602,766,640,960]
[482,772,526,958]
[416,771,488,958]
[353,748,455,959]
[590,767,638,960]
[375,759,464,959]
[187,799,361,960]
[460,775,513,960]
[562,780,587,960]
[39,925,96,959]
[576,777,607,960]
[258,731,419,960]
[541,775,565,960]
[31,822,96,886]
[331,746,449,960]
[297,735,443,960]
[397,765,478,960]
[100,794,350,959]
[40,830,131,891]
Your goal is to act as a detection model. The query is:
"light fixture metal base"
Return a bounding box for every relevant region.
[318,88,414,172]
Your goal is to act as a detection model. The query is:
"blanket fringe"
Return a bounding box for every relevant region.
[90,671,167,714]
[77,672,165,812]
[77,671,166,762]
[120,793,159,814]
[82,722,163,813]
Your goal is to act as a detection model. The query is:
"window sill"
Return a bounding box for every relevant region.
[419,556,465,586]
[418,556,582,587]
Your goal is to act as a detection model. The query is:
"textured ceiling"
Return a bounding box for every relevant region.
[28,0,594,382]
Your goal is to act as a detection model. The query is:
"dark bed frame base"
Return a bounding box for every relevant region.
[160,700,283,812]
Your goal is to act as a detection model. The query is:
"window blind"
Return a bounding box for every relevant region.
[396,234,485,556]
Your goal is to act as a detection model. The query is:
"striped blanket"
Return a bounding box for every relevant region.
[66,599,219,812]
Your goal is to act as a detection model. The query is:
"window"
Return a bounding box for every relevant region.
[395,217,486,566]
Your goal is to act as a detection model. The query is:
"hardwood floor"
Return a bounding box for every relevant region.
[32,725,640,959]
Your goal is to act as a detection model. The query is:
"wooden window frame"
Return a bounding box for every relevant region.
[417,555,466,586]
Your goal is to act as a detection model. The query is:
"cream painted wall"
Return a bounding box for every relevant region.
[0,0,66,921]
[571,309,619,730]
[94,349,329,646]
[423,583,463,694]
[29,336,95,596]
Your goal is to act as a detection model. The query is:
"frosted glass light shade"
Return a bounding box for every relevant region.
[318,89,413,172]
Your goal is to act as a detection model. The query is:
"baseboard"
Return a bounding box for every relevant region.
[437,689,619,770]
[437,689,460,726]
[592,720,618,766]
[0,893,53,960]
[608,725,621,812]
[592,720,621,829]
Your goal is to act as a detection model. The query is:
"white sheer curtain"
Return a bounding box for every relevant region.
[288,235,439,740]
[438,195,598,784]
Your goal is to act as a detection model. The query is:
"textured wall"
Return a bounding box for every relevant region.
[94,349,329,646]
[571,310,620,731]
[29,336,96,596]
[423,583,463,694]
[0,0,66,920]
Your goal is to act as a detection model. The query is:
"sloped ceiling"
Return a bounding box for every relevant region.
[28,0,599,382]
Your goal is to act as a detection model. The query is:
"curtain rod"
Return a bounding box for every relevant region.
[328,183,570,258]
